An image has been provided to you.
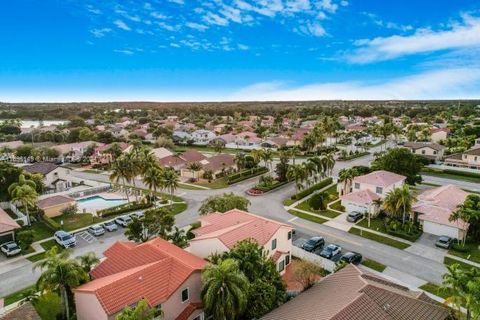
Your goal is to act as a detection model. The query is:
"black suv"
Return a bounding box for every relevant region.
[302,236,325,252]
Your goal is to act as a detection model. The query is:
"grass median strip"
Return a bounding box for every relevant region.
[444,256,480,271]
[361,259,386,272]
[419,282,450,299]
[2,285,36,306]
[288,209,328,224]
[349,227,410,250]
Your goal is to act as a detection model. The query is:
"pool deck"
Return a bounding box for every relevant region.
[76,192,127,201]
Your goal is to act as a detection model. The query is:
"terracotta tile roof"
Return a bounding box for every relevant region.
[202,154,235,172]
[413,185,469,230]
[76,238,206,316]
[341,189,380,205]
[464,147,480,156]
[36,195,75,209]
[95,142,130,154]
[181,150,207,162]
[192,209,292,249]
[0,208,20,233]
[0,302,41,320]
[159,155,187,168]
[354,170,406,188]
[175,302,202,320]
[23,162,58,175]
[261,264,448,320]
[160,149,207,168]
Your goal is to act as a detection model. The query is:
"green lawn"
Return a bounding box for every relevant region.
[421,170,480,184]
[288,209,328,224]
[361,259,386,272]
[356,218,422,242]
[178,183,207,190]
[23,222,53,242]
[448,241,480,264]
[444,256,480,272]
[419,283,450,299]
[283,198,296,206]
[53,213,97,232]
[169,202,188,215]
[193,177,229,189]
[330,200,345,212]
[349,227,410,250]
[293,185,341,219]
[2,285,36,306]
[27,240,64,262]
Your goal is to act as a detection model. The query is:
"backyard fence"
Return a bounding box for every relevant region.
[292,246,337,272]
[68,185,112,198]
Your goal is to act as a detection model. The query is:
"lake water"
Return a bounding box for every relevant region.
[0,120,68,128]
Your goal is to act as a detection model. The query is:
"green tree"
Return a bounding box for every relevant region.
[142,166,164,206]
[9,184,37,225]
[35,247,88,320]
[78,127,96,141]
[371,148,423,184]
[292,260,325,290]
[201,259,248,320]
[7,174,36,195]
[77,252,100,274]
[287,164,307,194]
[199,193,251,215]
[382,185,416,225]
[125,217,148,243]
[115,299,156,320]
[169,226,189,248]
[161,168,179,206]
[308,192,327,211]
[110,156,132,202]
[450,194,480,245]
[187,161,203,181]
[16,230,34,250]
[34,292,63,320]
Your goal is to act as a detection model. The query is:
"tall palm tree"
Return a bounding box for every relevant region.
[250,149,262,167]
[338,168,358,196]
[302,161,317,186]
[8,174,36,196]
[125,152,142,202]
[287,164,307,194]
[261,148,274,170]
[142,166,164,206]
[324,153,335,176]
[110,157,131,202]
[288,146,299,165]
[441,264,478,320]
[35,247,88,320]
[201,259,248,320]
[307,157,325,181]
[382,185,416,225]
[10,184,37,225]
[234,152,246,171]
[77,252,100,274]
[162,168,179,206]
[187,162,203,181]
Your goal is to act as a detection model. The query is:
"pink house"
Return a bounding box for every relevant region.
[188,209,293,274]
[74,238,206,320]
[340,170,406,216]
[413,185,469,239]
[89,143,132,166]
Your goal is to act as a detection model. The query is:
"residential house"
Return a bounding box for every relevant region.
[261,264,448,320]
[0,302,41,320]
[404,142,446,162]
[345,123,365,132]
[413,185,469,239]
[160,149,207,171]
[212,133,236,146]
[150,147,173,161]
[225,131,262,149]
[444,138,480,169]
[191,129,216,145]
[74,238,206,320]
[36,195,76,218]
[339,170,406,216]
[110,125,129,139]
[188,209,293,274]
[430,128,449,143]
[180,153,235,179]
[52,141,101,162]
[172,131,192,144]
[23,162,73,193]
[0,208,21,244]
[89,143,132,166]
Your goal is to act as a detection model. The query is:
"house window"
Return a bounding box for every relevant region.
[271,239,277,250]
[475,156,478,161]
[287,231,292,240]
[354,183,360,189]
[278,260,285,272]
[153,305,163,318]
[376,187,383,194]
[193,314,204,320]
[285,255,290,266]
[433,151,437,155]
[181,288,189,303]
[421,150,426,155]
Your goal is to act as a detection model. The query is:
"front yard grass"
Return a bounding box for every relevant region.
[360,259,386,272]
[23,221,53,242]
[2,284,36,306]
[419,283,450,299]
[169,203,188,215]
[178,183,207,190]
[288,209,328,224]
[448,241,480,264]
[356,218,422,242]
[293,185,341,219]
[27,240,64,263]
[444,256,480,272]
[283,198,296,206]
[349,227,410,250]
[193,177,229,189]
[53,213,97,232]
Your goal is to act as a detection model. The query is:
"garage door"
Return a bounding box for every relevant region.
[342,201,368,214]
[423,221,459,239]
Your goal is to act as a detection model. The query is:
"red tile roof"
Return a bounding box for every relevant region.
[341,189,381,205]
[192,209,292,249]
[354,170,406,188]
[202,154,235,172]
[175,302,202,320]
[0,208,20,233]
[76,238,206,316]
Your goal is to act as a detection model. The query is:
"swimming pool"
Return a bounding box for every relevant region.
[76,195,127,213]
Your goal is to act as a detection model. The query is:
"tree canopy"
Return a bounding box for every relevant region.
[371,148,423,184]
[199,193,250,215]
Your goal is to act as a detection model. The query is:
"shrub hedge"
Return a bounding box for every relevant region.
[254,180,290,192]
[227,167,268,184]
[97,201,153,217]
[291,177,333,201]
[42,216,61,230]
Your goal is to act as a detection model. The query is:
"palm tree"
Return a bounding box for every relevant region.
[287,164,307,194]
[9,184,37,225]
[125,152,142,202]
[77,252,100,274]
[441,264,478,319]
[324,153,335,176]
[110,157,131,202]
[382,185,416,225]
[201,259,248,320]
[302,161,317,186]
[250,149,262,167]
[307,157,324,181]
[187,162,203,181]
[169,226,188,248]
[337,168,358,196]
[8,174,36,196]
[35,247,88,320]
[116,299,155,320]
[289,146,299,165]
[261,148,274,170]
[142,166,164,206]
[234,152,246,171]
[162,168,179,206]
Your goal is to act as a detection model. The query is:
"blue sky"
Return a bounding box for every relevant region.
[1,0,480,101]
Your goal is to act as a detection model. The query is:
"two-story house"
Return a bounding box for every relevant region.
[340,170,406,216]
[430,128,449,143]
[444,138,480,169]
[23,162,72,193]
[404,142,446,162]
[191,129,216,146]
[74,238,206,320]
[188,209,293,274]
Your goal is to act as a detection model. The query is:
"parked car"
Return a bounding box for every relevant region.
[435,236,453,249]
[340,252,362,265]
[115,215,132,227]
[302,236,325,252]
[88,225,105,236]
[319,244,342,259]
[0,241,21,257]
[54,231,76,248]
[130,212,144,220]
[102,220,118,232]
[346,211,364,223]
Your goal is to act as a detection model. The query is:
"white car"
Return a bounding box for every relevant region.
[102,221,118,232]
[319,244,342,260]
[88,225,105,236]
[0,241,21,257]
[115,215,132,227]
[54,231,76,248]
[129,212,144,220]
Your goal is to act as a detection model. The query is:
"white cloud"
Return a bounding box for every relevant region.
[114,49,134,55]
[228,68,480,100]
[297,22,326,37]
[349,14,480,64]
[238,43,249,50]
[185,22,209,31]
[151,12,167,19]
[316,0,338,13]
[168,0,185,4]
[90,28,112,38]
[114,19,131,31]
[203,12,229,26]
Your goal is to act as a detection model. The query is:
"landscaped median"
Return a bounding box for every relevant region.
[360,259,386,272]
[448,241,480,264]
[444,256,480,272]
[355,217,422,242]
[287,209,328,224]
[348,227,411,250]
[421,167,480,183]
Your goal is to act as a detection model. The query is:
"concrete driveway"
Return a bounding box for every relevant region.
[405,233,448,263]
